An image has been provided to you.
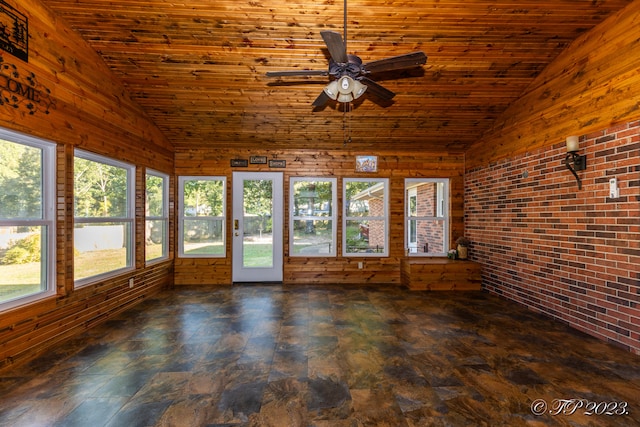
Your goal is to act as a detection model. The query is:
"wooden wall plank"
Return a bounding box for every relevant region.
[0,0,175,370]
[466,1,640,168]
[174,148,465,285]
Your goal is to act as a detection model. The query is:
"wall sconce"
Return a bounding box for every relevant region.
[564,135,587,190]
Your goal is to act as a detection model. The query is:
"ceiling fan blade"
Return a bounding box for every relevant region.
[363,52,427,74]
[312,91,332,107]
[320,31,348,64]
[266,70,328,77]
[360,77,395,101]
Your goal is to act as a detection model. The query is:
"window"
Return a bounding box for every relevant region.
[178,176,226,257]
[343,178,389,256]
[0,129,56,309]
[405,178,449,256]
[290,177,337,256]
[145,170,169,262]
[74,150,135,285]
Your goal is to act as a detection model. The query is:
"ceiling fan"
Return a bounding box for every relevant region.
[265,0,427,107]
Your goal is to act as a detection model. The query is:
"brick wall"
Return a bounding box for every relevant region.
[465,120,640,354]
[416,182,444,253]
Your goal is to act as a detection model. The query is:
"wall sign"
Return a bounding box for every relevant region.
[230,159,248,167]
[0,0,28,62]
[269,159,286,168]
[0,58,55,115]
[250,155,267,164]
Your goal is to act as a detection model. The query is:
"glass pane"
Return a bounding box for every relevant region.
[74,158,128,218]
[243,179,273,268]
[409,219,446,254]
[345,181,384,217]
[182,219,224,256]
[146,219,167,261]
[146,174,165,217]
[408,195,417,217]
[0,139,42,219]
[0,226,46,303]
[292,219,333,255]
[183,179,224,217]
[411,181,438,217]
[346,219,385,254]
[74,222,130,280]
[293,181,333,217]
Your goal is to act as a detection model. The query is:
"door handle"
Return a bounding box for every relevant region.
[234,219,239,230]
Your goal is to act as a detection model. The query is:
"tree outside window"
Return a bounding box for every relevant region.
[74,150,134,285]
[178,176,226,257]
[145,170,169,262]
[0,130,55,309]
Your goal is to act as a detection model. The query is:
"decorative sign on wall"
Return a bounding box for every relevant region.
[0,1,28,62]
[0,58,56,115]
[230,159,249,167]
[355,155,378,172]
[250,155,267,164]
[269,159,286,168]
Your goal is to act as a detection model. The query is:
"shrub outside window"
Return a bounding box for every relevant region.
[290,178,337,257]
[405,178,449,256]
[178,176,226,257]
[343,178,389,257]
[0,129,56,309]
[145,170,169,262]
[74,150,135,285]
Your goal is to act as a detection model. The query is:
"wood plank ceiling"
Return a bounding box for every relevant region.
[40,0,634,152]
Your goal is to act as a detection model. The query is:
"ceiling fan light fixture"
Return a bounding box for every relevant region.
[353,79,367,99]
[337,76,354,94]
[337,93,353,103]
[323,80,339,100]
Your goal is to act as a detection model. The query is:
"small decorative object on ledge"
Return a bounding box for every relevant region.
[456,236,471,260]
[447,249,457,260]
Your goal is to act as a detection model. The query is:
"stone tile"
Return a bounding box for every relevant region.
[1,285,639,427]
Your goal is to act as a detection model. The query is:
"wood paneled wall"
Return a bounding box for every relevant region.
[466,0,640,169]
[175,148,465,285]
[0,0,174,370]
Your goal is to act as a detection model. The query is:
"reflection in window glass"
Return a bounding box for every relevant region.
[179,177,226,257]
[343,179,388,256]
[290,178,337,256]
[0,130,55,309]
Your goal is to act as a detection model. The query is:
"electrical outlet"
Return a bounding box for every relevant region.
[609,177,619,198]
[129,278,134,288]
[358,261,363,269]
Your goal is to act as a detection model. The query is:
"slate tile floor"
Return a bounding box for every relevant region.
[1,285,639,427]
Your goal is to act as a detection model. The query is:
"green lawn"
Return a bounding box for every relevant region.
[1,243,276,302]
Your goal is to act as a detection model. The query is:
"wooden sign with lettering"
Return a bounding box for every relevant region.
[0,1,28,62]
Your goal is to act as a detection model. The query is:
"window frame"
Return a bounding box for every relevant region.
[342,178,389,257]
[404,178,450,257]
[0,128,56,310]
[289,177,337,257]
[73,149,135,287]
[145,169,169,263]
[178,176,227,258]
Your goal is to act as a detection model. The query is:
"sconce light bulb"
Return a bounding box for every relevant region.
[566,135,579,153]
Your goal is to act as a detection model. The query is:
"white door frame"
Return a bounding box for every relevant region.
[232,172,283,282]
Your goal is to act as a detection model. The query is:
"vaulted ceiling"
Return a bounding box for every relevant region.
[40,0,634,152]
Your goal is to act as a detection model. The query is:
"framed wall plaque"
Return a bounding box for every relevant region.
[268,159,286,168]
[230,159,248,167]
[250,155,267,164]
